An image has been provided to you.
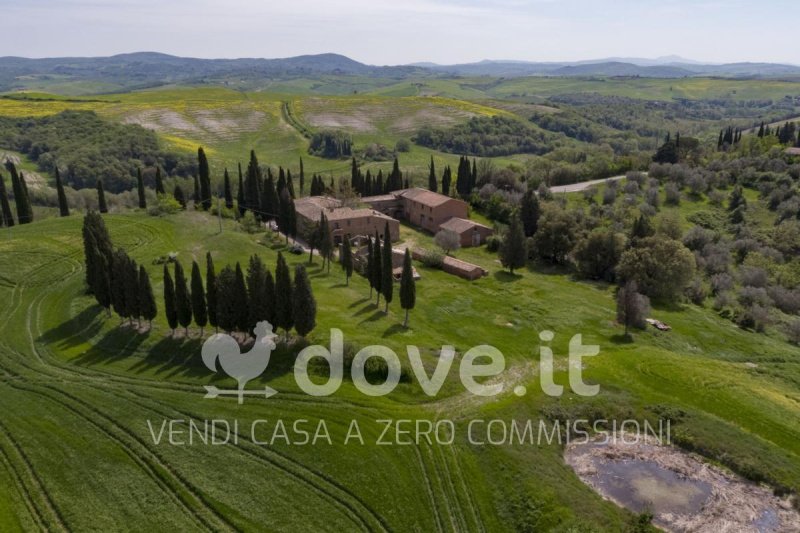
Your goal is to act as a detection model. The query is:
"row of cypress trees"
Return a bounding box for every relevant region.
[363,221,417,325]
[0,161,33,227]
[82,212,157,326]
[162,251,317,339]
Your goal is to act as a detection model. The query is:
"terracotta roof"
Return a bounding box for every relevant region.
[397,188,460,208]
[325,207,395,222]
[439,217,490,234]
[360,194,398,203]
[442,256,484,273]
[294,196,342,221]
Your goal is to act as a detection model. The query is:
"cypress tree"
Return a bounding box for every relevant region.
[237,162,245,217]
[155,166,165,195]
[93,244,112,316]
[341,236,353,285]
[0,172,15,227]
[7,162,32,224]
[372,231,382,306]
[366,238,374,298]
[174,261,192,336]
[82,211,113,294]
[139,265,157,328]
[428,156,437,192]
[234,262,250,334]
[215,266,236,334]
[399,248,416,327]
[299,157,305,194]
[318,213,333,272]
[520,189,540,237]
[124,255,141,326]
[263,270,276,326]
[247,254,270,330]
[163,264,178,335]
[292,264,316,337]
[442,166,452,196]
[97,180,108,213]
[174,184,186,209]
[223,168,233,209]
[198,147,211,211]
[471,158,477,191]
[55,167,69,217]
[499,212,527,274]
[351,157,359,193]
[381,223,393,313]
[191,261,208,336]
[205,252,218,333]
[287,169,295,199]
[274,252,294,336]
[263,174,278,221]
[136,167,146,209]
[244,150,262,214]
[111,249,130,322]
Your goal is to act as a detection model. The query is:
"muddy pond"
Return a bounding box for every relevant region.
[565,435,799,532]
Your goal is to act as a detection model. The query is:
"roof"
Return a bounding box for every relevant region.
[442,256,484,273]
[438,217,490,235]
[294,196,342,221]
[360,194,398,203]
[785,147,800,156]
[325,207,396,222]
[397,188,462,208]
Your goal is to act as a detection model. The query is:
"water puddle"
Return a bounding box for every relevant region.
[565,435,800,532]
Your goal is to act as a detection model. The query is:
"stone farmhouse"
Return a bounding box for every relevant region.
[294,196,400,245]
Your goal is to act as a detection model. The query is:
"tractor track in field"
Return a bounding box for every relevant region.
[0,416,67,532]
[14,286,391,533]
[0,438,42,531]
[412,444,444,533]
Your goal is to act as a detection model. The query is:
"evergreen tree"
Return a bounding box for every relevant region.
[442,166,452,196]
[274,252,294,336]
[299,157,305,194]
[381,223,393,312]
[757,122,765,138]
[205,252,218,333]
[244,150,262,215]
[223,168,233,209]
[287,169,296,198]
[215,265,236,334]
[124,255,141,326]
[237,162,245,217]
[341,236,353,285]
[198,147,211,210]
[389,157,403,191]
[174,261,192,336]
[262,174,278,221]
[173,184,186,209]
[263,270,276,326]
[233,262,250,334]
[139,265,157,328]
[520,189,540,237]
[499,212,527,274]
[292,264,316,337]
[372,231,383,306]
[247,254,270,330]
[428,156,437,192]
[136,167,147,209]
[351,157,359,193]
[191,261,208,336]
[278,189,293,243]
[97,179,108,214]
[155,166,165,195]
[318,213,333,272]
[82,211,113,294]
[7,162,32,223]
[366,238,374,298]
[93,243,112,316]
[163,264,178,335]
[399,248,416,327]
[630,214,656,241]
[470,158,477,192]
[55,167,69,217]
[110,249,130,322]
[0,172,13,227]
[728,185,747,212]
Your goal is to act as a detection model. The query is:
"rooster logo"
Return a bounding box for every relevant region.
[201,321,278,403]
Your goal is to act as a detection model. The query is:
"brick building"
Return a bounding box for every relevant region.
[295,196,399,245]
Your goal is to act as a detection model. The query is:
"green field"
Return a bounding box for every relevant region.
[0,196,798,530]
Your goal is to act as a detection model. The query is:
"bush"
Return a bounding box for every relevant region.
[394,139,411,153]
[710,273,734,294]
[741,266,768,288]
[418,249,444,269]
[147,194,182,216]
[309,130,353,158]
[485,235,503,253]
[239,211,262,234]
[767,286,800,314]
[785,319,800,345]
[685,278,708,305]
[738,286,772,308]
[736,304,771,332]
[664,182,681,205]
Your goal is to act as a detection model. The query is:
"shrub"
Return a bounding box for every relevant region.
[685,278,708,305]
[394,139,411,153]
[239,211,262,234]
[418,248,444,269]
[147,194,182,216]
[485,235,503,253]
[736,304,770,332]
[741,266,768,288]
[664,182,681,205]
[710,273,734,294]
[785,319,800,345]
[738,286,772,308]
[767,287,800,314]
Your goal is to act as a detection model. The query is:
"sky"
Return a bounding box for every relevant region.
[0,0,798,65]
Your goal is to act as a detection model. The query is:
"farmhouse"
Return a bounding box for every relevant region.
[362,188,491,246]
[295,196,400,244]
[438,217,493,247]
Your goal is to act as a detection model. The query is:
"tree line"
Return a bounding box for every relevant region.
[0,160,33,226]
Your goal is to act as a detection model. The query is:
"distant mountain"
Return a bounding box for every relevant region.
[1,53,799,95]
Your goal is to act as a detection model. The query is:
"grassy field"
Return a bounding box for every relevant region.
[0,195,798,530]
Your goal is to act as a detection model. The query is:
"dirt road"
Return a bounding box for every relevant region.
[549,174,627,194]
